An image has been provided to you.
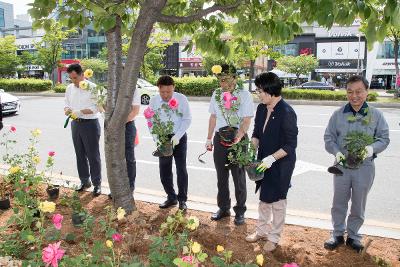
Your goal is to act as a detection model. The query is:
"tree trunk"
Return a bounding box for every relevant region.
[249,59,255,91]
[394,37,399,98]
[104,0,166,213]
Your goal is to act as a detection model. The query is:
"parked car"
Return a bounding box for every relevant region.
[293,81,335,91]
[0,89,21,115]
[137,78,158,105]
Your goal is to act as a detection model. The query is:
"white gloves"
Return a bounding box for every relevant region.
[256,155,276,172]
[171,135,179,147]
[205,139,213,151]
[335,152,346,164]
[364,145,374,159]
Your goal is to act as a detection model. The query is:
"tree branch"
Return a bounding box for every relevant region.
[156,0,244,24]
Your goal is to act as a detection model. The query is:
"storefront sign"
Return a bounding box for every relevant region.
[317,42,365,60]
[373,59,400,69]
[179,62,203,68]
[319,59,359,69]
[179,44,202,62]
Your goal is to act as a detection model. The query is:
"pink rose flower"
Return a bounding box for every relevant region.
[48,151,56,157]
[147,120,153,128]
[42,241,65,267]
[224,101,232,110]
[10,126,16,132]
[222,92,232,102]
[112,233,123,242]
[168,98,179,110]
[143,107,155,119]
[182,255,193,263]
[52,214,63,230]
[231,96,238,101]
[282,263,299,267]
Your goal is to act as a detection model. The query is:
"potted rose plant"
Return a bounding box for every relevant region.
[343,131,375,169]
[227,139,264,181]
[144,98,182,157]
[69,191,86,226]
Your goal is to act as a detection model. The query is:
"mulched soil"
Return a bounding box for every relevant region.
[0,186,399,267]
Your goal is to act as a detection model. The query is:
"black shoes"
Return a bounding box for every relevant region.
[211,209,231,221]
[324,235,345,250]
[93,185,101,197]
[346,237,364,253]
[76,182,91,192]
[234,214,245,225]
[179,201,187,212]
[159,199,178,209]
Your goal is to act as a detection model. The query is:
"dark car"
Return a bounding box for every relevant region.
[294,81,335,91]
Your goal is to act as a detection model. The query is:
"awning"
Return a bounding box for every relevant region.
[315,68,360,73]
[270,69,308,78]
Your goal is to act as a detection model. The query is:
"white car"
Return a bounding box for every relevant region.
[0,89,21,115]
[137,78,158,105]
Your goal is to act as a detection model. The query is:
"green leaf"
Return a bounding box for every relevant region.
[103,16,116,32]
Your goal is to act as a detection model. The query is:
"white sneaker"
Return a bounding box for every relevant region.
[245,232,268,243]
[263,241,277,252]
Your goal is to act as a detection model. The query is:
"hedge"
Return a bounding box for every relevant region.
[54,84,67,93]
[0,78,52,92]
[282,88,378,102]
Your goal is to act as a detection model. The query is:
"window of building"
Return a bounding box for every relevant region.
[0,8,5,28]
[273,44,299,56]
[377,41,400,59]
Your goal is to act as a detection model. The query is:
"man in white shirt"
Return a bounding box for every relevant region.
[206,63,254,225]
[64,63,102,196]
[147,75,192,211]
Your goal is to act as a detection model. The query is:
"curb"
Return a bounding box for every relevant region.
[10,92,400,108]
[1,165,399,240]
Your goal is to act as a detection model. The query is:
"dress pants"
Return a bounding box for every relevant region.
[213,134,247,216]
[71,119,102,186]
[159,134,188,202]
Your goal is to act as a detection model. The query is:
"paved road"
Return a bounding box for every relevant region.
[1,96,399,225]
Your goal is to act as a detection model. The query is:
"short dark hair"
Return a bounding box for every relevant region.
[66,63,83,75]
[346,75,369,90]
[220,63,237,76]
[157,75,175,86]
[254,72,283,96]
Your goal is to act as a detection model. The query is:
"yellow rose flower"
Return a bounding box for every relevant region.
[32,156,41,164]
[216,245,224,252]
[105,240,113,248]
[211,65,222,74]
[256,254,264,266]
[186,216,200,231]
[84,69,93,78]
[79,80,88,90]
[69,112,78,120]
[9,166,21,174]
[31,128,42,137]
[38,201,56,213]
[191,242,201,254]
[116,207,126,220]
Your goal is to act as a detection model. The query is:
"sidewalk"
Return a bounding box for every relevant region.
[1,165,399,240]
[10,92,400,108]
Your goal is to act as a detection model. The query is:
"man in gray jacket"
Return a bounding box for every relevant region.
[324,75,390,252]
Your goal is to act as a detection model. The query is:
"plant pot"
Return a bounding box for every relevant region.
[245,162,264,181]
[345,153,363,169]
[218,126,238,146]
[157,142,174,157]
[0,197,11,210]
[46,185,60,200]
[71,213,85,227]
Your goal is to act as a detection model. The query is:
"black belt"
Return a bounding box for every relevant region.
[74,118,97,122]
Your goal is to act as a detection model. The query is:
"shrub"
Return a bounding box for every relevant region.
[0,78,52,92]
[172,76,243,96]
[54,84,66,93]
[281,88,378,102]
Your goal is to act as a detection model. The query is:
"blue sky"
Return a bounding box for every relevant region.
[3,0,33,17]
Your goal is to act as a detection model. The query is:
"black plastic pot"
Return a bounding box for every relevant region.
[345,154,363,169]
[245,162,264,182]
[218,126,238,146]
[46,185,60,200]
[0,197,10,210]
[158,142,174,157]
[71,213,85,226]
